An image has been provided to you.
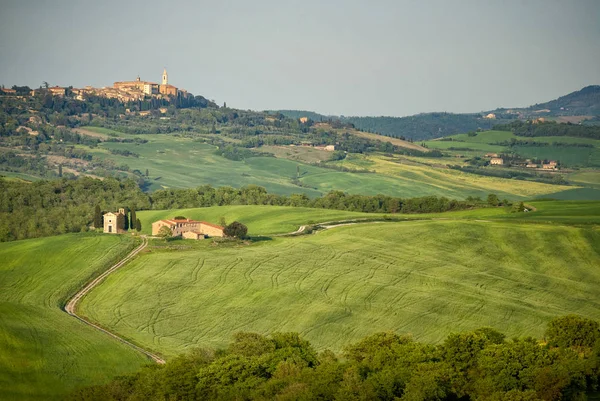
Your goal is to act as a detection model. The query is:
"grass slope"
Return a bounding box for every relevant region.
[81,126,576,200]
[137,206,391,236]
[0,234,149,400]
[331,154,573,199]
[80,206,600,357]
[423,130,600,167]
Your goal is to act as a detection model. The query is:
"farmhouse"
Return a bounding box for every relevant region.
[490,157,504,165]
[485,153,499,158]
[104,208,126,234]
[152,218,225,239]
[543,161,558,170]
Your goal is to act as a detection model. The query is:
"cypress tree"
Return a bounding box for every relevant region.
[94,205,102,229]
[130,207,136,229]
[136,218,142,232]
[123,208,129,231]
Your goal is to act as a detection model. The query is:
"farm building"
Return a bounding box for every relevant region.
[104,208,126,234]
[152,218,225,238]
[485,153,499,158]
[490,157,504,165]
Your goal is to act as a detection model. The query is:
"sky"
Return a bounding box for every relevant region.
[1,0,599,116]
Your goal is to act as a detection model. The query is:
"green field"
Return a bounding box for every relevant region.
[138,200,600,237]
[137,206,392,236]
[80,202,600,358]
[79,126,580,200]
[0,234,149,400]
[423,130,600,168]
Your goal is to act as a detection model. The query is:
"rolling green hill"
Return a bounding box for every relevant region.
[80,202,600,358]
[0,234,149,400]
[137,206,391,236]
[85,128,575,201]
[423,129,600,169]
[79,218,600,357]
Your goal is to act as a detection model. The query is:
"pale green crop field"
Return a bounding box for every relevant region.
[79,219,600,357]
[0,234,149,400]
[80,126,581,200]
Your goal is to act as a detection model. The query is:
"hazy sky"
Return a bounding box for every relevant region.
[1,0,599,116]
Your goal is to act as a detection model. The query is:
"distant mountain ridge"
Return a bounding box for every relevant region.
[519,85,600,116]
[274,85,600,141]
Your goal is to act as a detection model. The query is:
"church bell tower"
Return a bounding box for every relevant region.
[162,68,168,85]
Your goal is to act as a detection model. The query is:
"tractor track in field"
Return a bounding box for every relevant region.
[64,236,166,365]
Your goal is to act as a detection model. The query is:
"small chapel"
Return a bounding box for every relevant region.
[103,208,125,234]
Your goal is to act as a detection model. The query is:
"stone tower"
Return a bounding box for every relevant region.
[162,68,168,85]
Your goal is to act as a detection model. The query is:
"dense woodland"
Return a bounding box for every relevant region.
[277,110,508,140]
[70,315,600,400]
[0,177,488,242]
[495,120,600,140]
[0,177,149,241]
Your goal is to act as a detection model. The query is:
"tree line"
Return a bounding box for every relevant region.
[495,120,600,140]
[149,184,483,214]
[69,315,600,400]
[0,177,490,242]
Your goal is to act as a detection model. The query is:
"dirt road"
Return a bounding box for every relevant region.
[64,236,166,364]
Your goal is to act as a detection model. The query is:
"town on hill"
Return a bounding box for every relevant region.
[2,68,195,105]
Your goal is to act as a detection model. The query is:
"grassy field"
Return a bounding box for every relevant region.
[258,145,333,164]
[138,200,600,237]
[330,154,573,199]
[137,206,393,236]
[79,218,600,357]
[0,171,42,182]
[0,234,150,400]
[423,130,600,168]
[78,126,582,200]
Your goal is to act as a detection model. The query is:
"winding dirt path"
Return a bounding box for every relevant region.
[64,236,166,365]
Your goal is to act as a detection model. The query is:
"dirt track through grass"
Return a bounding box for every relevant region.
[80,220,600,357]
[0,234,149,400]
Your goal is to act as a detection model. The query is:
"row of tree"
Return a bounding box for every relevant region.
[495,120,600,140]
[0,177,493,242]
[70,315,600,400]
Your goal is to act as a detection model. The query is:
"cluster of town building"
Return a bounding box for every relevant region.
[485,153,558,169]
[1,69,191,103]
[103,209,225,239]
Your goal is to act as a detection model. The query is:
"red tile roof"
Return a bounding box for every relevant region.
[200,221,224,230]
[155,219,223,230]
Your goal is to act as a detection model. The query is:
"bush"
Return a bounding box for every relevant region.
[545,315,600,348]
[157,226,172,238]
[224,221,248,238]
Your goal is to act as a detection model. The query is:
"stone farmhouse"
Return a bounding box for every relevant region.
[152,218,225,239]
[490,157,504,165]
[104,208,126,234]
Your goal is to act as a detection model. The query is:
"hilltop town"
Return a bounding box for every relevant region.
[1,68,193,104]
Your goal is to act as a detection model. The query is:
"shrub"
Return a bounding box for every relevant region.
[157,226,172,238]
[224,221,248,238]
